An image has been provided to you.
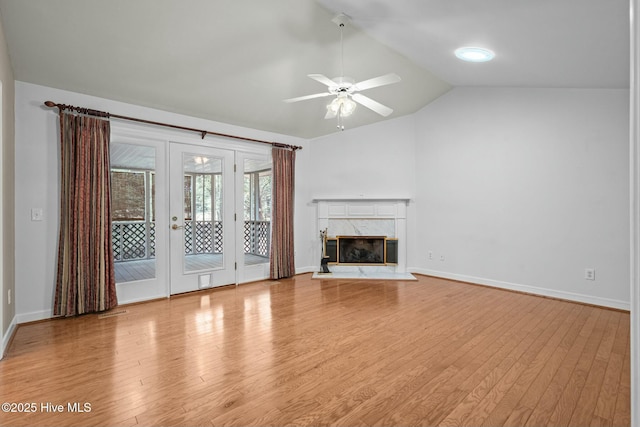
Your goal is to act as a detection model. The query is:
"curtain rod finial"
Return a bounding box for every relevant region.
[44,101,57,108]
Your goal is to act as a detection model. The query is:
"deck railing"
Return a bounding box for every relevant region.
[184,220,223,255]
[243,220,270,257]
[112,220,155,261]
[112,220,270,262]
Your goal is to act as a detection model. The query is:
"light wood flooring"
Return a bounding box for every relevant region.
[0,274,630,426]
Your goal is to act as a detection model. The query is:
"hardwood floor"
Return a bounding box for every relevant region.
[0,274,630,426]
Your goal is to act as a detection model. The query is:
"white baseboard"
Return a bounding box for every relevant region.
[117,294,169,306]
[1,315,17,358]
[16,308,53,325]
[296,266,317,275]
[409,267,630,311]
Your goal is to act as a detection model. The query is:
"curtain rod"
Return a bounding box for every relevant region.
[43,101,302,151]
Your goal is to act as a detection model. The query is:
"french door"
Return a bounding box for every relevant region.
[111,136,270,302]
[110,136,169,304]
[169,143,236,294]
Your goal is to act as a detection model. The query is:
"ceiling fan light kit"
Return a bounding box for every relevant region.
[327,94,356,118]
[283,13,401,131]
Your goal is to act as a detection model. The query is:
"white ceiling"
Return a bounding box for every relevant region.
[0,0,630,139]
[318,0,630,89]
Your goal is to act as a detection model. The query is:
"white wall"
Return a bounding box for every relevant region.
[305,88,630,309]
[412,87,630,309]
[309,115,416,199]
[14,81,312,322]
[291,137,315,274]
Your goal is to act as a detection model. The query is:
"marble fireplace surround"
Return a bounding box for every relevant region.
[312,197,415,280]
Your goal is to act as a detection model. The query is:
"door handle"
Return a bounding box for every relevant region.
[171,224,184,230]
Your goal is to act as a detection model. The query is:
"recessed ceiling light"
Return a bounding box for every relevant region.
[455,47,495,62]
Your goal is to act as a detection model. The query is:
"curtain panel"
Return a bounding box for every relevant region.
[270,147,296,279]
[54,112,117,316]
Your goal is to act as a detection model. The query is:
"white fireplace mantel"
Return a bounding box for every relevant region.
[312,196,412,203]
[313,198,408,274]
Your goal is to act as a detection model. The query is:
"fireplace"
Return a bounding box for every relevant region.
[314,198,409,274]
[325,236,398,265]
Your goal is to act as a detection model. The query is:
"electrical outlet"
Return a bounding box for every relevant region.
[440,255,445,262]
[585,268,595,281]
[428,251,433,260]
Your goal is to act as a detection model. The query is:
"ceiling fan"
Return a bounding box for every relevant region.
[284,13,401,130]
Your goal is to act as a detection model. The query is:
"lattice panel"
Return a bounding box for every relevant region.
[256,222,270,256]
[112,224,122,261]
[112,220,225,259]
[149,223,156,257]
[242,221,270,256]
[184,221,193,254]
[113,221,156,262]
[120,222,147,260]
[243,222,252,253]
[214,222,223,253]
[195,221,213,253]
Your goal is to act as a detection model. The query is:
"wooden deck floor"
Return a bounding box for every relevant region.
[0,274,630,426]
[114,253,269,283]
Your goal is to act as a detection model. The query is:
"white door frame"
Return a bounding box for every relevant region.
[629,0,639,423]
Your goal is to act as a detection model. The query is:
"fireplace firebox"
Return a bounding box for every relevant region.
[324,236,398,265]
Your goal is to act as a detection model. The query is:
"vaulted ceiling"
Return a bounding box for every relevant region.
[0,0,630,139]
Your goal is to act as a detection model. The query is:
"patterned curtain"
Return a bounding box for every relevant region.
[54,111,117,316]
[270,147,296,279]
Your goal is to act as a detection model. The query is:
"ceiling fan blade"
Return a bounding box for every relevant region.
[308,74,337,87]
[352,93,394,117]
[353,73,401,91]
[283,92,333,103]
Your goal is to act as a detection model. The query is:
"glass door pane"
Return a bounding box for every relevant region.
[182,154,223,273]
[243,158,272,266]
[110,142,157,282]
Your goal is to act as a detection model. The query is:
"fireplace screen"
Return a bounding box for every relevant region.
[324,236,398,265]
[338,236,385,264]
